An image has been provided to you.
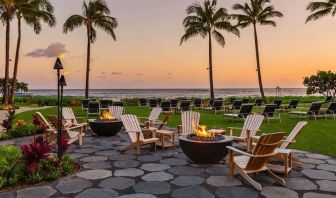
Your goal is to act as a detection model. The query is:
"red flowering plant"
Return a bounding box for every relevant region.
[20,137,51,174]
[58,136,70,157]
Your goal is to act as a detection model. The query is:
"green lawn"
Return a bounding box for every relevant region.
[13,105,336,157]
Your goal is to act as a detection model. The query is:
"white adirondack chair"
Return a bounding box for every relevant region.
[227,114,264,151]
[35,112,54,142]
[140,107,162,127]
[62,107,87,131]
[177,111,200,135]
[109,106,124,119]
[120,114,159,155]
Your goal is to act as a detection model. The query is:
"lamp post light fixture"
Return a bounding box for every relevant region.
[53,58,63,158]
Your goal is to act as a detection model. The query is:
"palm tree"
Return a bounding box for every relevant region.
[10,0,56,105]
[0,0,16,105]
[63,0,118,98]
[306,0,336,22]
[232,0,283,102]
[180,0,239,99]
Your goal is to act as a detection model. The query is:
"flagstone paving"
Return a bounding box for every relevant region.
[1,133,336,198]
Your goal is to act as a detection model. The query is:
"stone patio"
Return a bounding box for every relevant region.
[1,132,336,198]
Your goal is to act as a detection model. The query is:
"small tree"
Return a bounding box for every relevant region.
[303,70,336,98]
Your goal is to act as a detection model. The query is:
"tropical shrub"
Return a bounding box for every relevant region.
[0,145,24,188]
[304,70,336,98]
[11,124,38,138]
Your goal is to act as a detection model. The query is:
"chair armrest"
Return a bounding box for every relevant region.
[227,127,243,130]
[226,146,252,157]
[124,131,141,134]
[138,117,149,119]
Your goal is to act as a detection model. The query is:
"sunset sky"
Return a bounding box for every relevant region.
[0,0,335,89]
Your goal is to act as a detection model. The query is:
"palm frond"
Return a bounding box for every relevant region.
[306,8,332,22]
[212,30,225,47]
[63,15,85,33]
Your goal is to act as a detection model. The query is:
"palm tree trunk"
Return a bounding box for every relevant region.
[10,15,22,105]
[253,23,266,102]
[3,18,10,105]
[85,27,91,99]
[208,32,215,99]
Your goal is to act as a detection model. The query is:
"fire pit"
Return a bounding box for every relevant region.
[179,125,233,164]
[89,110,122,136]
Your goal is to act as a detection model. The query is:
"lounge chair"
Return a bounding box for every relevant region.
[223,104,253,120]
[140,107,162,127]
[62,107,87,131]
[230,100,243,111]
[100,99,109,110]
[325,96,333,103]
[211,100,223,114]
[273,99,282,110]
[109,106,124,119]
[113,101,124,107]
[227,132,286,191]
[47,115,84,145]
[228,98,236,105]
[254,98,263,107]
[180,100,191,112]
[160,101,172,112]
[82,99,91,111]
[261,104,281,123]
[281,99,299,111]
[193,98,202,109]
[242,98,249,104]
[226,114,264,151]
[120,114,158,155]
[321,102,336,120]
[138,98,147,107]
[108,99,113,107]
[206,98,215,109]
[289,102,322,120]
[148,98,158,108]
[87,101,100,116]
[177,111,200,135]
[170,99,178,112]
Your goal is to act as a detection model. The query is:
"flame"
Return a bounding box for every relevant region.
[100,110,115,120]
[62,71,70,76]
[58,53,66,59]
[193,122,215,138]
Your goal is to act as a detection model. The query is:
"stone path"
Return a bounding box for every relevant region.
[1,133,336,198]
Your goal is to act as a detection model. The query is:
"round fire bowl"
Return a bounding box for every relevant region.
[89,119,122,136]
[179,135,233,164]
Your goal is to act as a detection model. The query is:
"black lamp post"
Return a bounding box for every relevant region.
[53,58,63,158]
[59,75,67,157]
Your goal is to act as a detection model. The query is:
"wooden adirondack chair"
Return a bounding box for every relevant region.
[35,112,55,141]
[62,107,87,131]
[226,114,264,151]
[109,106,124,119]
[227,132,286,191]
[139,107,162,127]
[47,115,84,145]
[120,114,159,155]
[177,111,200,135]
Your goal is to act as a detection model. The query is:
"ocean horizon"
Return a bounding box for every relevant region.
[26,88,309,99]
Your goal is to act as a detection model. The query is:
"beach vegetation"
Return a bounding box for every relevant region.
[303,70,336,98]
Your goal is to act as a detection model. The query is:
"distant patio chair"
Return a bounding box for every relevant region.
[180,100,191,112]
[230,100,243,111]
[227,132,286,191]
[177,111,200,135]
[289,102,322,120]
[138,98,147,107]
[321,102,336,120]
[281,99,299,111]
[113,101,124,107]
[325,96,333,103]
[242,98,249,104]
[193,98,202,109]
[226,114,264,151]
[223,104,253,120]
[120,114,158,155]
[160,101,171,112]
[254,98,263,107]
[82,99,91,111]
[273,99,282,110]
[212,100,223,114]
[261,104,281,123]
[148,98,158,109]
[87,101,100,116]
[109,106,124,119]
[170,99,178,111]
[100,99,109,110]
[108,99,113,107]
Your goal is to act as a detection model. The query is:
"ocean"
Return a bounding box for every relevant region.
[27,88,307,100]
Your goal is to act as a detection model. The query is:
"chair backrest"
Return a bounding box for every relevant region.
[170,99,178,108]
[254,98,263,106]
[240,114,265,139]
[208,98,214,107]
[242,98,249,104]
[308,102,322,114]
[35,112,52,129]
[62,107,77,125]
[273,99,282,109]
[180,100,191,111]
[245,132,285,171]
[88,101,100,114]
[238,104,253,118]
[109,106,124,119]
[149,98,158,108]
[213,100,223,110]
[160,101,171,112]
[262,104,277,117]
[181,111,200,135]
[228,98,236,105]
[120,114,144,142]
[280,121,307,149]
[47,115,72,139]
[193,98,202,108]
[148,107,162,122]
[288,99,299,109]
[325,96,333,103]
[139,98,147,106]
[327,102,336,112]
[157,112,173,130]
[82,99,91,109]
[113,101,124,107]
[108,100,113,107]
[100,100,109,109]
[232,100,242,110]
